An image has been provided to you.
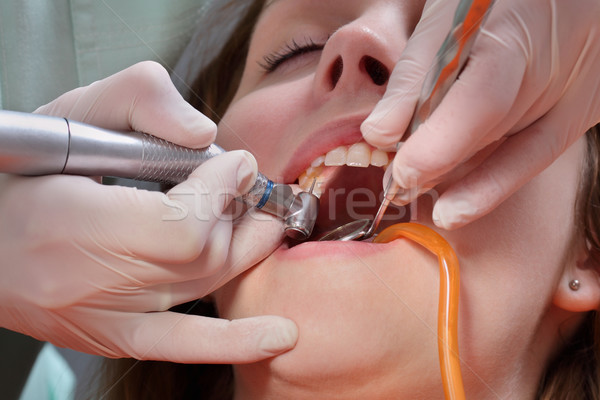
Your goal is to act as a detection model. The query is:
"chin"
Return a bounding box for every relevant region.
[216,236,445,396]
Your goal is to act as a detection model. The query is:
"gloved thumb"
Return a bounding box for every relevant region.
[219,208,284,285]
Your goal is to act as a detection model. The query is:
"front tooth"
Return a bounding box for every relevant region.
[370,149,389,167]
[324,146,348,166]
[346,142,371,167]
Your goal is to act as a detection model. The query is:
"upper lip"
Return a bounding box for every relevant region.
[281,114,371,183]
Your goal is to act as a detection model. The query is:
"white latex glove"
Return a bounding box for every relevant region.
[362,0,600,229]
[0,62,297,363]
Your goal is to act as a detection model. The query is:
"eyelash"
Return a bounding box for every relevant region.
[259,38,325,73]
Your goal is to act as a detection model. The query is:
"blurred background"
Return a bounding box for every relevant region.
[0,1,208,398]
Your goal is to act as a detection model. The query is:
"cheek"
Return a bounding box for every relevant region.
[216,78,312,177]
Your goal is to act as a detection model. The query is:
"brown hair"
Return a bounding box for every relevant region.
[95,1,600,398]
[536,127,600,399]
[184,0,266,123]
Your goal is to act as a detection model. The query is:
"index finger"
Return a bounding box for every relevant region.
[390,38,527,189]
[35,62,216,149]
[109,311,298,364]
[361,0,457,149]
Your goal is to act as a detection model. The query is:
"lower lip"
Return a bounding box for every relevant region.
[275,238,398,262]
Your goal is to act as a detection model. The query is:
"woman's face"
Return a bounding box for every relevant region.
[215,0,587,398]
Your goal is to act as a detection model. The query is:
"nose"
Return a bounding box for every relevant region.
[328,53,389,89]
[313,8,402,100]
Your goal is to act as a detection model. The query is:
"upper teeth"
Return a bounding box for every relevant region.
[298,142,393,192]
[323,142,391,167]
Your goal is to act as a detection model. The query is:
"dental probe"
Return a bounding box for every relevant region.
[0,109,318,241]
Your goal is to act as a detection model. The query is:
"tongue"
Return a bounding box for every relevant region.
[312,165,386,236]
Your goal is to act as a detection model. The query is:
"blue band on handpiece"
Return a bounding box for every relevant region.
[256,180,274,209]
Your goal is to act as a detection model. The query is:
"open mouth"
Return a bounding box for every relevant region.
[294,142,409,242]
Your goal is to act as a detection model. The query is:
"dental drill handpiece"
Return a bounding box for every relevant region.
[0,109,318,240]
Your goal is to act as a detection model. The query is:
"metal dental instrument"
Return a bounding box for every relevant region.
[0,109,318,241]
[319,0,495,242]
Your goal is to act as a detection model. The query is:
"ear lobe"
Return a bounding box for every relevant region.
[553,241,600,312]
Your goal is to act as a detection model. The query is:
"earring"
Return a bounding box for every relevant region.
[569,279,581,291]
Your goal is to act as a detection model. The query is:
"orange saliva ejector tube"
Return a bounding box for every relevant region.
[374,223,464,400]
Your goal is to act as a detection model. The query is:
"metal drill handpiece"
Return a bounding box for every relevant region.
[283,179,319,240]
[248,178,318,240]
[0,109,318,240]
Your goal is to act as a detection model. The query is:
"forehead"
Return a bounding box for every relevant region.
[254,0,420,36]
[254,0,369,36]
[250,0,347,49]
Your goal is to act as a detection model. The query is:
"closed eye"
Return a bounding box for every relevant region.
[259,38,325,73]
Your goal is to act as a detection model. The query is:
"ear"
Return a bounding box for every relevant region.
[553,239,600,312]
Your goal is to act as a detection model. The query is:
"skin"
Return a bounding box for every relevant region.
[214,0,600,398]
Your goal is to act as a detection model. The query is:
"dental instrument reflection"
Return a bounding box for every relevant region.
[0,109,318,241]
[319,0,496,242]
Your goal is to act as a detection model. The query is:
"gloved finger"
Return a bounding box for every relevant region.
[3,152,258,296]
[224,208,284,279]
[387,34,527,191]
[155,209,284,302]
[109,212,285,312]
[105,249,263,313]
[431,104,587,230]
[361,0,457,149]
[112,311,298,363]
[379,164,436,206]
[44,151,256,281]
[381,138,502,208]
[163,209,284,294]
[95,279,216,313]
[35,61,216,148]
[120,151,258,266]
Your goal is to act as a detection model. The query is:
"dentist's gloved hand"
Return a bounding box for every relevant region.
[0,62,297,363]
[362,0,600,229]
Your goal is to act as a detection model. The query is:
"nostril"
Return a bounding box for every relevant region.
[362,56,389,86]
[330,56,343,89]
